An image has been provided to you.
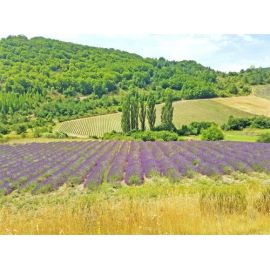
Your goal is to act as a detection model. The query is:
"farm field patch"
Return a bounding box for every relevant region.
[253,84,270,100]
[215,96,270,116]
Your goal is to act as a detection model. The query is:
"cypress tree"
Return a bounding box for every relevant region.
[161,94,174,126]
[121,96,131,133]
[147,94,156,130]
[139,96,146,131]
[130,91,139,131]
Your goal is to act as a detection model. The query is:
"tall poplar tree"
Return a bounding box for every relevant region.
[121,96,131,133]
[161,94,174,126]
[139,96,146,131]
[129,90,139,131]
[147,94,156,130]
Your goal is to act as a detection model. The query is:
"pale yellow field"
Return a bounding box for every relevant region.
[215,96,270,116]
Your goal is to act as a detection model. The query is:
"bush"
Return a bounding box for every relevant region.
[257,133,270,143]
[201,125,224,141]
[222,115,270,130]
[0,124,9,135]
[133,130,178,141]
[140,131,156,141]
[251,116,270,129]
[153,123,177,132]
[103,130,179,141]
[158,131,178,141]
[16,125,27,134]
[222,116,251,131]
[41,131,68,139]
[178,121,216,135]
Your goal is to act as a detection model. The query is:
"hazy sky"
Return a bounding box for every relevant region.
[1,0,270,72]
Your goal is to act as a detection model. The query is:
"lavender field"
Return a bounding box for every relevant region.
[1,141,270,194]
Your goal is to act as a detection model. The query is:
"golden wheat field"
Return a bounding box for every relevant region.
[1,173,270,235]
[215,95,270,116]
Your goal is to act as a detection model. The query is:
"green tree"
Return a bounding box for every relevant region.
[121,96,131,133]
[130,91,139,131]
[161,94,174,126]
[147,94,156,130]
[139,96,146,131]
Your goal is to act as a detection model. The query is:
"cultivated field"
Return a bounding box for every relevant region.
[1,141,270,195]
[253,84,270,100]
[215,95,270,116]
[56,99,254,137]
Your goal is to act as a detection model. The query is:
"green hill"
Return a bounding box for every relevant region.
[56,99,254,137]
[0,35,270,133]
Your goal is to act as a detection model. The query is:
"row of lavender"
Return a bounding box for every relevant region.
[0,141,270,194]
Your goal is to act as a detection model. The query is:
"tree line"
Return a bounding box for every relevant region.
[121,90,174,133]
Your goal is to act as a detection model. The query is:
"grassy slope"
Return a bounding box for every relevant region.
[1,173,270,234]
[56,99,254,137]
[215,95,270,116]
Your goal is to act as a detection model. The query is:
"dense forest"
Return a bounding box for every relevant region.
[1,35,270,132]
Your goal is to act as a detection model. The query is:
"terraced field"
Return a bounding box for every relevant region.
[56,99,254,137]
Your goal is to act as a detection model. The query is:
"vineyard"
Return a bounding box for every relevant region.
[56,99,254,137]
[1,141,270,195]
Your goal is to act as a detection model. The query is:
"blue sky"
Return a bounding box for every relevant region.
[64,34,270,72]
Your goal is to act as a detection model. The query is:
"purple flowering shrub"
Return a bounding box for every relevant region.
[0,141,269,194]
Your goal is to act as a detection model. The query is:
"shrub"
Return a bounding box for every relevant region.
[178,121,216,135]
[41,131,68,139]
[0,124,9,135]
[222,116,251,131]
[16,125,27,134]
[153,123,177,132]
[140,131,155,141]
[158,131,178,141]
[177,124,190,136]
[251,116,270,129]
[222,115,270,130]
[201,125,224,141]
[257,133,270,143]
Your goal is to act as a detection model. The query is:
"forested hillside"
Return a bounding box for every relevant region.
[1,35,270,132]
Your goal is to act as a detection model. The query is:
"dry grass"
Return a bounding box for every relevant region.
[215,96,270,116]
[1,173,270,235]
